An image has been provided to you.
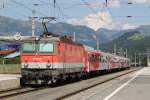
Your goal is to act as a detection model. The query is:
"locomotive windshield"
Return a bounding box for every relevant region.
[22,42,54,53]
[39,43,54,53]
[23,42,36,53]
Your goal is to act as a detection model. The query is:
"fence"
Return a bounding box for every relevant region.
[0,64,20,74]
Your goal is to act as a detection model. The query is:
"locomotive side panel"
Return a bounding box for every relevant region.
[57,42,84,73]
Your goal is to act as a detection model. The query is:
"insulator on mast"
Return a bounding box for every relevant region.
[54,0,56,8]
[106,0,108,7]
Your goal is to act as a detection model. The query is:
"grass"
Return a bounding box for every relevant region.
[128,33,145,41]
[0,64,20,74]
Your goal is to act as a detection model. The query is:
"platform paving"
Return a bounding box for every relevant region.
[64,67,150,100]
[0,74,20,91]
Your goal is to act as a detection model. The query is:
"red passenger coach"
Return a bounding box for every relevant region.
[88,51,101,71]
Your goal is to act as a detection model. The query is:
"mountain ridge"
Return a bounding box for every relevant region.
[101,30,150,55]
[0,15,150,49]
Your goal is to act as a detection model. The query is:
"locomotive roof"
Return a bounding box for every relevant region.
[21,36,60,42]
[83,45,94,51]
[21,36,83,46]
[60,38,83,46]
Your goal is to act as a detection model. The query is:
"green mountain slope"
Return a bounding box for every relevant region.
[101,31,150,55]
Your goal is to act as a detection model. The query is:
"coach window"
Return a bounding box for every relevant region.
[99,56,101,62]
[95,55,97,61]
[96,55,98,61]
[98,55,99,61]
[100,56,102,62]
[103,59,105,63]
[92,55,94,61]
[90,55,93,61]
[102,59,104,63]
[88,54,91,61]
[93,55,95,61]
[91,55,93,61]
[105,57,107,63]
[94,55,96,61]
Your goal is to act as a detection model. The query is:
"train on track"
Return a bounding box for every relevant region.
[20,32,130,85]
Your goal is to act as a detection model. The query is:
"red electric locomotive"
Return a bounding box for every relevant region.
[21,34,85,84]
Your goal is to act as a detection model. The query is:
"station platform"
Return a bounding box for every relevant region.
[64,67,150,100]
[0,74,20,91]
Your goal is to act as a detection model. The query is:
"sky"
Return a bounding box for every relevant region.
[0,0,150,30]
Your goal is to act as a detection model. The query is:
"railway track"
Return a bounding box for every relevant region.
[0,67,141,100]
[0,87,47,99]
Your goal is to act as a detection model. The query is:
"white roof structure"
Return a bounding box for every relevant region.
[83,45,94,52]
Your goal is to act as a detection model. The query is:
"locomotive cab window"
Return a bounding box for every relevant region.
[22,42,54,53]
[23,42,36,53]
[39,42,54,53]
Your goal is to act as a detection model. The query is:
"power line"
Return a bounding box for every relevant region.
[38,0,70,20]
[2,6,29,18]
[55,2,70,20]
[81,0,104,21]
[0,2,29,19]
[0,1,149,7]
[10,0,46,17]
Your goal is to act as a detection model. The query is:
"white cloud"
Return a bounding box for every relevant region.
[129,0,148,4]
[121,23,140,30]
[66,11,140,31]
[66,11,112,30]
[66,19,86,26]
[84,12,112,30]
[108,0,121,8]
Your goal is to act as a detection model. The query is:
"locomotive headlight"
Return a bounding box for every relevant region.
[24,63,29,68]
[46,62,51,68]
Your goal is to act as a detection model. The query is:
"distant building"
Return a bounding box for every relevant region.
[0,43,21,64]
[0,49,16,57]
[4,43,20,51]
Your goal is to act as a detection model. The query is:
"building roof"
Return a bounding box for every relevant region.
[4,52,20,58]
[0,49,16,55]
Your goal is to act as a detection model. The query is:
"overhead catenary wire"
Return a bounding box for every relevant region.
[0,1,149,8]
[38,0,54,16]
[10,0,47,17]
[0,1,29,19]
[55,2,70,20]
[2,7,29,19]
[38,0,70,21]
[81,0,104,21]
